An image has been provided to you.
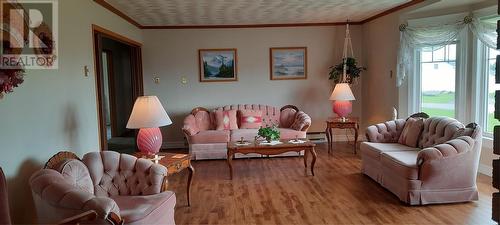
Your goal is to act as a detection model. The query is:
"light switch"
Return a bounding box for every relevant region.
[154,77,160,84]
[84,65,90,77]
[181,76,188,84]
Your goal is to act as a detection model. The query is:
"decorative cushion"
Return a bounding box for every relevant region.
[398,117,424,147]
[239,110,263,129]
[290,111,311,131]
[215,109,238,130]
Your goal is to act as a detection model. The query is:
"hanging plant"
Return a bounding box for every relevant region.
[328,57,366,84]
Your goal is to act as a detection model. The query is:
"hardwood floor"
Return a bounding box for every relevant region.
[166,142,495,225]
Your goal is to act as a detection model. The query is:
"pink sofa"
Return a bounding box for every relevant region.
[30,151,176,225]
[182,104,312,160]
[361,116,482,205]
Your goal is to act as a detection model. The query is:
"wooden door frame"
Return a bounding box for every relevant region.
[92,24,144,151]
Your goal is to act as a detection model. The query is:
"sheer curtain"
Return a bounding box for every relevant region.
[397,15,497,87]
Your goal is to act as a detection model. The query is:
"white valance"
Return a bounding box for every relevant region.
[397,15,497,87]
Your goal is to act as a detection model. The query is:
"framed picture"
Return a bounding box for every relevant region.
[270,47,307,80]
[199,49,238,82]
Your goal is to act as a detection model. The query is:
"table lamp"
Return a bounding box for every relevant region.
[329,83,355,122]
[126,96,172,156]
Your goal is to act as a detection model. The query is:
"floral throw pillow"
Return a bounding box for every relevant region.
[215,109,238,130]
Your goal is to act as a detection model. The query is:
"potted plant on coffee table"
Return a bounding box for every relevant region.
[257,125,280,143]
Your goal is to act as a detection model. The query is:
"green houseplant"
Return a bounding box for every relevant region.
[257,125,280,142]
[328,57,366,84]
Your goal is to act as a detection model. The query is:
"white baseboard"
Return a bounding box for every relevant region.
[162,141,187,149]
[478,163,492,177]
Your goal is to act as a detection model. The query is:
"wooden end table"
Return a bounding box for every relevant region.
[226,139,317,179]
[134,152,194,206]
[325,117,359,154]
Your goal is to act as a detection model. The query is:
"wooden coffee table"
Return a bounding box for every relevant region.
[226,139,317,179]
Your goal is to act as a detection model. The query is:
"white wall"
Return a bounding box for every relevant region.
[361,13,401,129]
[142,26,364,145]
[0,0,142,223]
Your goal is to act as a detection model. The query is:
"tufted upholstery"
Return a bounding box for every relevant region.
[214,104,282,127]
[365,119,406,143]
[183,104,311,160]
[417,136,474,165]
[418,117,464,148]
[360,116,482,205]
[30,151,176,225]
[83,151,167,197]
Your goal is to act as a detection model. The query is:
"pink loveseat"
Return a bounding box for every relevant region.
[361,116,482,205]
[182,104,312,160]
[30,151,176,225]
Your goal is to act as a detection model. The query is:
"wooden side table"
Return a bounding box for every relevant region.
[325,117,359,154]
[134,152,194,206]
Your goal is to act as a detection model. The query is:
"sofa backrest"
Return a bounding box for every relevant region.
[418,117,464,148]
[213,104,283,127]
[82,151,165,197]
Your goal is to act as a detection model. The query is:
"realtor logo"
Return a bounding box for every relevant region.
[1,0,58,69]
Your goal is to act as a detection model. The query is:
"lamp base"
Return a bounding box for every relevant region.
[333,101,352,118]
[137,127,162,156]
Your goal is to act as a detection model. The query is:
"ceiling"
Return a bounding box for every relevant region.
[410,0,492,13]
[102,0,413,27]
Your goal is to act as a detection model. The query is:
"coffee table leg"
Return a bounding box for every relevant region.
[310,147,317,176]
[227,149,234,180]
[187,163,194,206]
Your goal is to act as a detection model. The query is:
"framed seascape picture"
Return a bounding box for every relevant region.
[199,49,238,82]
[270,47,307,80]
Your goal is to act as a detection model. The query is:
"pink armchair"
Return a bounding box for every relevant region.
[182,104,312,160]
[30,151,176,225]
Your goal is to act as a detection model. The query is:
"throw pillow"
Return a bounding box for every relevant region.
[290,111,310,131]
[215,110,238,130]
[398,117,424,147]
[239,110,263,129]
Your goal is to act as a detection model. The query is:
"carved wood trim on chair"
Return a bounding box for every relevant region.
[190,107,209,115]
[44,151,80,169]
[280,105,299,112]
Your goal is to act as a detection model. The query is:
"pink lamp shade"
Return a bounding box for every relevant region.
[127,96,172,155]
[329,83,355,119]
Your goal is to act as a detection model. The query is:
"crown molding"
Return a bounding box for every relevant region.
[94,0,425,29]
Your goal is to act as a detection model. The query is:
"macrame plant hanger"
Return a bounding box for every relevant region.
[342,20,354,83]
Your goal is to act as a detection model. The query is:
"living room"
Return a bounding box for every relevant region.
[0,0,499,224]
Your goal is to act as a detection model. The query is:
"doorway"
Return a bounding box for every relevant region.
[92,25,143,153]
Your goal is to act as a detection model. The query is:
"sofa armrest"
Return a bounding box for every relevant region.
[417,136,474,165]
[365,119,406,143]
[290,111,311,131]
[30,169,120,219]
[143,162,169,194]
[416,136,478,188]
[182,114,200,136]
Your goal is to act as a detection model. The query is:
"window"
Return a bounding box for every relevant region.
[485,47,500,133]
[419,44,457,118]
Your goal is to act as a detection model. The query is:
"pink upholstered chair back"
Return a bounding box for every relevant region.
[0,167,11,225]
[82,151,166,197]
[418,117,464,148]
